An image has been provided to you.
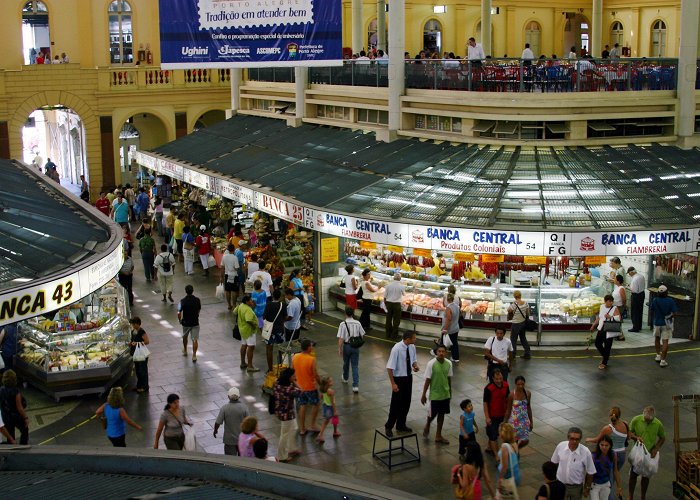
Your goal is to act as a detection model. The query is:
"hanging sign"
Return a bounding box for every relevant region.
[454,252,475,262]
[412,248,432,257]
[257,193,304,224]
[523,256,547,265]
[360,241,377,249]
[481,254,505,263]
[157,159,184,181]
[317,211,408,245]
[584,256,608,265]
[217,179,256,207]
[387,245,404,253]
[321,237,339,263]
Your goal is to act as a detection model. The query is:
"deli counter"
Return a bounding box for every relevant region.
[328,268,604,345]
[16,278,132,401]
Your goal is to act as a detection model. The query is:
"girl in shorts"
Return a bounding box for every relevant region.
[304,285,316,326]
[316,376,340,443]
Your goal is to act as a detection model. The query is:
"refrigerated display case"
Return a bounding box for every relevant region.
[15,279,132,401]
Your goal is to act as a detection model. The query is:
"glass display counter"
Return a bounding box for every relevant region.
[328,267,601,345]
[16,279,132,401]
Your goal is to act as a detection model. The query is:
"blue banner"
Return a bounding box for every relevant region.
[159,0,342,68]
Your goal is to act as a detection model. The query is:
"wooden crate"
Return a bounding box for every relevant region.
[679,451,700,486]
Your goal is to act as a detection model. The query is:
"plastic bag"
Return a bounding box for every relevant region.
[183,424,197,451]
[208,255,216,268]
[215,283,224,300]
[442,333,453,349]
[0,352,4,370]
[628,441,646,470]
[133,343,150,362]
[643,450,660,476]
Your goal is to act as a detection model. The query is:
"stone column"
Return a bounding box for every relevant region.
[352,0,364,54]
[591,0,602,57]
[481,0,492,56]
[377,0,387,52]
[286,67,307,127]
[380,0,404,142]
[678,0,700,147]
[226,68,242,118]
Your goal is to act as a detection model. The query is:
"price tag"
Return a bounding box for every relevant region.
[454,252,475,262]
[523,256,547,265]
[584,256,607,265]
[481,254,505,263]
[412,248,432,257]
[360,241,377,249]
[387,245,404,253]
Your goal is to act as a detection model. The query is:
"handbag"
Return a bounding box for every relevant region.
[355,284,364,301]
[262,303,283,340]
[232,324,242,340]
[515,303,538,332]
[0,352,4,370]
[132,342,150,362]
[602,306,622,337]
[345,321,365,348]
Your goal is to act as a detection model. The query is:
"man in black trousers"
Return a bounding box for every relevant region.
[384,331,420,437]
[627,267,646,332]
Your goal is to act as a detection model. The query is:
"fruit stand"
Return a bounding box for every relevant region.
[14,278,132,401]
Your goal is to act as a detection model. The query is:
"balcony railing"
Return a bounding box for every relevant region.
[246,58,683,93]
[103,66,231,91]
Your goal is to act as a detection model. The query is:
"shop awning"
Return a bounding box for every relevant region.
[0,160,111,291]
[150,115,700,230]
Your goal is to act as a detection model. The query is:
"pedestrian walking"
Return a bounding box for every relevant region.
[182,226,195,275]
[421,345,453,444]
[118,251,134,306]
[154,244,175,302]
[343,264,359,309]
[213,387,249,456]
[177,285,201,362]
[484,326,513,382]
[336,306,365,393]
[497,423,520,499]
[384,331,419,437]
[195,225,211,277]
[536,461,566,500]
[263,289,286,373]
[154,394,192,450]
[234,295,260,372]
[506,375,533,449]
[550,426,596,499]
[589,435,623,500]
[453,441,496,499]
[238,416,266,458]
[129,317,150,393]
[628,406,665,500]
[585,406,629,499]
[221,244,241,310]
[0,369,29,444]
[283,288,302,342]
[383,271,405,339]
[508,290,532,359]
[483,368,509,458]
[138,229,156,282]
[591,295,621,370]
[359,269,379,331]
[651,285,676,367]
[316,376,340,443]
[174,212,186,262]
[458,399,478,460]
[627,267,646,333]
[292,338,321,435]
[273,368,302,462]
[440,292,460,362]
[612,274,628,341]
[95,387,142,447]
[0,323,18,373]
[153,196,164,237]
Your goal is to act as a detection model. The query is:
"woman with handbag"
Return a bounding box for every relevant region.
[181,226,196,275]
[507,291,532,359]
[154,393,192,450]
[263,289,287,373]
[129,317,150,393]
[496,423,521,499]
[440,293,461,363]
[591,294,622,370]
[612,275,627,341]
[95,387,142,447]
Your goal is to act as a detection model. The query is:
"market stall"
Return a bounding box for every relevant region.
[15,278,131,401]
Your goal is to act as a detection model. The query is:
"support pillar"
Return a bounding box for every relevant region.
[352,0,363,54]
[678,0,700,148]
[377,0,387,53]
[379,0,404,143]
[288,66,307,127]
[591,0,602,57]
[481,0,492,57]
[226,68,242,119]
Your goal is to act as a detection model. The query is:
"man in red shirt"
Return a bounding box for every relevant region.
[95,191,111,217]
[195,224,211,277]
[483,369,510,456]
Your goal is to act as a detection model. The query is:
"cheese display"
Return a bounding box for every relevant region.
[17,278,130,375]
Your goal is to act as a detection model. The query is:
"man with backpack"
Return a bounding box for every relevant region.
[154,244,176,303]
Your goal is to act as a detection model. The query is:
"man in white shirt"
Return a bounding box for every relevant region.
[336,306,366,393]
[376,49,389,64]
[484,326,513,382]
[467,37,485,66]
[355,50,371,65]
[609,43,620,59]
[521,43,535,62]
[550,426,596,499]
[153,244,176,303]
[383,271,405,339]
[221,243,240,310]
[248,259,273,298]
[627,266,646,333]
[384,331,419,437]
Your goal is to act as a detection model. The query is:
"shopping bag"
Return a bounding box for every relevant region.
[133,343,150,362]
[208,255,216,268]
[0,352,4,370]
[169,236,177,254]
[442,333,453,349]
[643,450,660,476]
[183,424,197,451]
[628,441,646,470]
[215,283,225,300]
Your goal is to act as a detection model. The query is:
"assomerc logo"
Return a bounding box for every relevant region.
[218,45,250,56]
[257,47,281,55]
[181,47,209,57]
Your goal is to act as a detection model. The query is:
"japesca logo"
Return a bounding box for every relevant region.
[286,43,299,58]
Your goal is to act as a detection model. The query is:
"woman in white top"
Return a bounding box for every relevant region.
[344,264,359,309]
[590,294,621,370]
[612,274,627,341]
[358,269,378,331]
[507,290,531,359]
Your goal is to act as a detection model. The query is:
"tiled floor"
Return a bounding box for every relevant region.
[23,229,700,499]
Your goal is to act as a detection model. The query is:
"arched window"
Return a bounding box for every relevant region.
[524,21,541,58]
[651,20,666,57]
[611,21,624,47]
[109,0,133,64]
[368,18,377,49]
[22,1,50,65]
[475,21,494,56]
[423,19,442,56]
